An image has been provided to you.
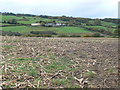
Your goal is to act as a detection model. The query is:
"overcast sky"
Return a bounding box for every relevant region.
[0,0,119,18]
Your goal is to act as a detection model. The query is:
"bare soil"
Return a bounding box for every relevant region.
[1,36,119,88]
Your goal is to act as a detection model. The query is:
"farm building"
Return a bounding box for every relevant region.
[44,23,67,27]
[31,23,41,26]
[55,23,62,26]
[31,22,67,27]
[44,23,54,27]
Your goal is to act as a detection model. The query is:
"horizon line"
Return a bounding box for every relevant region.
[0,11,118,19]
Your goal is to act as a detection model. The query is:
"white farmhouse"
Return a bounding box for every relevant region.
[55,23,62,26]
[31,23,41,26]
[45,23,54,27]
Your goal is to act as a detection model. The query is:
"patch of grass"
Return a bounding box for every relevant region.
[85,26,114,31]
[2,15,23,21]
[83,71,96,78]
[0,23,13,25]
[2,26,56,33]
[17,20,38,24]
[15,67,27,73]
[56,26,91,33]
[46,54,57,60]
[28,67,38,76]
[17,67,25,70]
[15,58,39,61]
[52,79,70,86]
[3,45,14,49]
[101,21,117,27]
[2,26,91,34]
[11,62,39,76]
[0,61,5,65]
[2,26,27,33]
[45,63,66,72]
[107,67,118,74]
[3,25,115,37]
[15,58,30,61]
[4,85,16,88]
[45,56,74,73]
[52,78,81,88]
[59,57,74,66]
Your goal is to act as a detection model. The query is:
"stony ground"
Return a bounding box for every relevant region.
[1,36,119,88]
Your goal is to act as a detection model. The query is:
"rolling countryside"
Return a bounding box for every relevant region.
[0,13,118,37]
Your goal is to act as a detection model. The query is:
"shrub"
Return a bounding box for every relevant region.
[22,34,52,37]
[0,31,22,36]
[41,34,52,37]
[84,71,96,78]
[57,34,69,37]
[92,33,101,37]
[82,34,93,37]
[22,34,38,37]
[30,31,57,35]
[69,34,81,37]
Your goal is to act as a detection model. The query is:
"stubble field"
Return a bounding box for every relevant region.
[1,36,119,88]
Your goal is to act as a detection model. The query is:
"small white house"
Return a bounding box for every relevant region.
[45,23,54,27]
[55,23,62,26]
[61,23,66,26]
[31,23,41,26]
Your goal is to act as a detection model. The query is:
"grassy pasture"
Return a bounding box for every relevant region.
[1,15,23,21]
[55,26,91,33]
[1,15,66,24]
[2,26,91,34]
[85,25,114,31]
[88,20,116,27]
[101,21,117,27]
[0,23,13,25]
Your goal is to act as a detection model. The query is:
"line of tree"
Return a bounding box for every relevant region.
[3,19,17,24]
[101,18,118,24]
[0,30,22,36]
[84,27,113,35]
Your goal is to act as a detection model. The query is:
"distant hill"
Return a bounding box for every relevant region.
[0,12,118,37]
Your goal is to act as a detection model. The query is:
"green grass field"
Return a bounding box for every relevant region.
[101,21,117,27]
[2,26,27,33]
[88,20,117,27]
[2,26,91,34]
[0,23,13,25]
[1,15,66,24]
[1,15,23,21]
[56,26,91,33]
[85,25,114,31]
[2,26,54,33]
